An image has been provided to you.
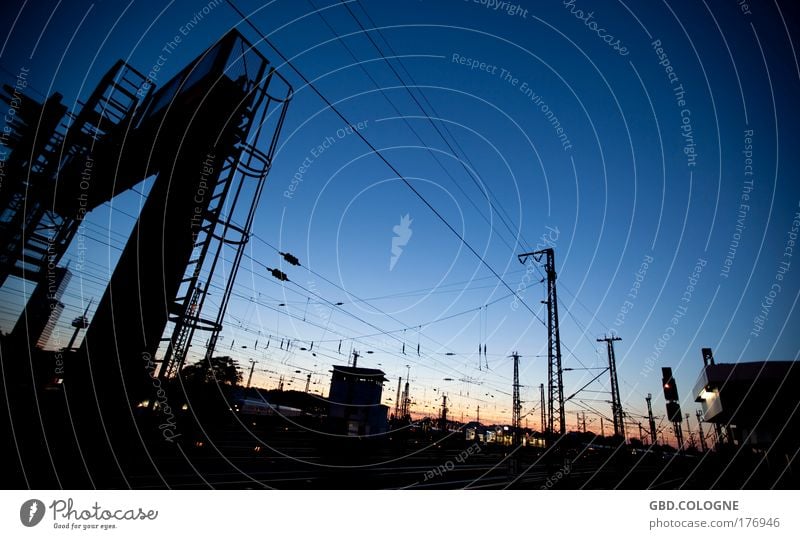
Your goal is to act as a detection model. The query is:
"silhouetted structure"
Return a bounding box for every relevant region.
[662,367,684,450]
[0,29,292,487]
[696,409,708,452]
[694,348,800,453]
[646,393,657,446]
[519,249,564,434]
[440,394,448,431]
[598,335,624,438]
[327,365,388,436]
[512,352,521,443]
[10,266,70,349]
[540,383,546,434]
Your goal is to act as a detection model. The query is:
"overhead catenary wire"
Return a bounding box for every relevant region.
[223,0,547,332]
[312,0,532,256]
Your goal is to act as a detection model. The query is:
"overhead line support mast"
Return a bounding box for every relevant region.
[518,248,564,435]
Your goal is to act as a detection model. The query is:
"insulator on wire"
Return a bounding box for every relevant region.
[279,252,300,266]
[268,267,289,281]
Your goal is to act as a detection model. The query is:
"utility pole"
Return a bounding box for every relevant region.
[539,383,546,434]
[401,380,410,417]
[662,367,684,452]
[600,417,605,437]
[582,412,587,433]
[518,248,564,434]
[696,410,708,452]
[638,422,645,444]
[246,359,256,388]
[512,352,521,444]
[304,372,311,393]
[673,422,685,452]
[401,365,411,417]
[440,394,448,431]
[66,298,93,350]
[686,414,697,450]
[598,335,624,439]
[351,350,359,368]
[394,377,402,418]
[646,393,657,446]
[477,405,480,424]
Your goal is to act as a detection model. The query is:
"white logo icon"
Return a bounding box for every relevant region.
[20,499,45,527]
[390,214,413,271]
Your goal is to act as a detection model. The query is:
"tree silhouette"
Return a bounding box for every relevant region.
[181,356,242,386]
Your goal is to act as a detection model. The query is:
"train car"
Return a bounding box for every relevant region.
[234,398,303,417]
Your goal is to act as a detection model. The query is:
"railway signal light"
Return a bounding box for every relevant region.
[661,367,679,402]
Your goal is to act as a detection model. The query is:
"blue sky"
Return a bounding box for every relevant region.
[1,0,799,436]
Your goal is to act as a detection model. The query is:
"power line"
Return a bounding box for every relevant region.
[250,235,513,343]
[330,0,533,253]
[223,0,546,330]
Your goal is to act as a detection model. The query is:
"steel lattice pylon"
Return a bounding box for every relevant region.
[598,335,625,439]
[518,248,564,435]
[512,352,521,443]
